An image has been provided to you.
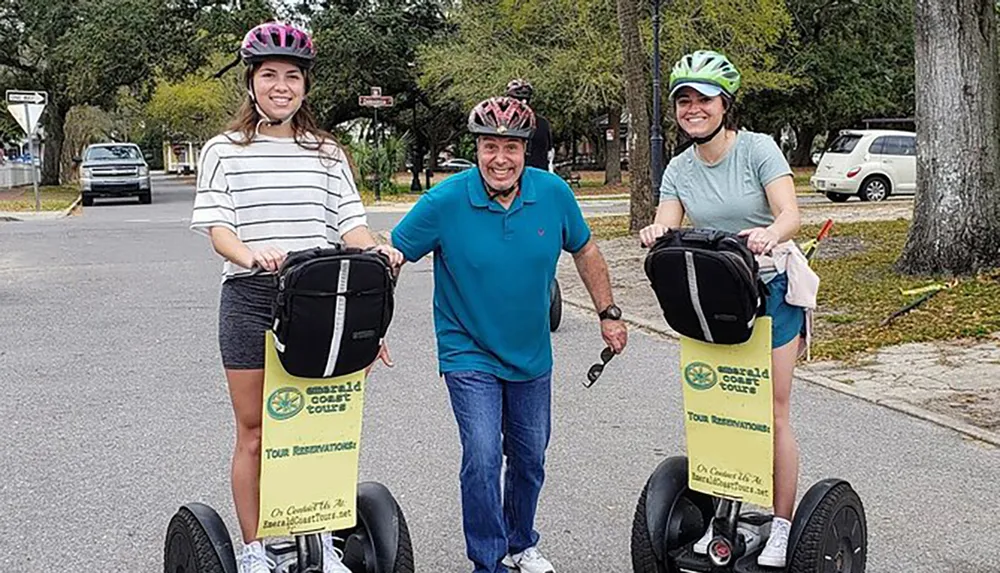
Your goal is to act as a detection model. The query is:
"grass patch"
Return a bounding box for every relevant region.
[0,185,79,212]
[806,219,1000,360]
[589,215,631,240]
[584,215,1000,359]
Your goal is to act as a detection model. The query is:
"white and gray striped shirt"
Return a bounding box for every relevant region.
[190,132,368,278]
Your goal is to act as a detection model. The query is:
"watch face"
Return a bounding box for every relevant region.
[604,305,622,320]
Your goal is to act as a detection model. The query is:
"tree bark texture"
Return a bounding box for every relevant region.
[617,0,654,232]
[899,0,1000,274]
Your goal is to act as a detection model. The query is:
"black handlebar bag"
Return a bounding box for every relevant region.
[644,228,766,344]
[271,246,395,378]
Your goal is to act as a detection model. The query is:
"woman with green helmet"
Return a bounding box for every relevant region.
[640,50,818,569]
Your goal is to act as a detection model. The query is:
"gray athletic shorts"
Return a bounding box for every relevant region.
[218,275,277,370]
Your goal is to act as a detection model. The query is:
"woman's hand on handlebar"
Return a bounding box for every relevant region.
[250,246,287,272]
[738,227,779,255]
[639,223,669,248]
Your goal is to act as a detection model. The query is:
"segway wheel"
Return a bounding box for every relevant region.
[788,481,867,573]
[335,482,414,573]
[631,456,715,573]
[164,504,236,573]
[549,278,563,332]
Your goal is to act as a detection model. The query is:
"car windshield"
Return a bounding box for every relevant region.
[826,135,862,154]
[86,146,141,161]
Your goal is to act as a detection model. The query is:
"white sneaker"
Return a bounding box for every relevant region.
[238,541,275,573]
[320,532,352,573]
[757,517,791,568]
[692,524,712,555]
[502,546,554,573]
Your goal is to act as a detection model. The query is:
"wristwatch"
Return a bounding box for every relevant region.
[599,304,622,321]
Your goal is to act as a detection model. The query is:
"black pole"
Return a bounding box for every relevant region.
[410,99,422,192]
[650,0,664,204]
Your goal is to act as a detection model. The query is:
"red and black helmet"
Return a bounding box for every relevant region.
[506,79,534,101]
[468,97,536,140]
[240,22,316,69]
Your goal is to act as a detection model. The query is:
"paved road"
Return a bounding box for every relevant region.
[0,175,997,572]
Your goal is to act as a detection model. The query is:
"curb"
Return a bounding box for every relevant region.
[0,194,82,222]
[561,292,1000,448]
[62,194,82,217]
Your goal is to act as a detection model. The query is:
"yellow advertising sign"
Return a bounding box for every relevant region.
[680,317,773,507]
[257,335,366,538]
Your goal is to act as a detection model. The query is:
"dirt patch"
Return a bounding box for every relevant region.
[922,390,1000,432]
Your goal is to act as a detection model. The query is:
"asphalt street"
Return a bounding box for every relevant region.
[0,174,996,572]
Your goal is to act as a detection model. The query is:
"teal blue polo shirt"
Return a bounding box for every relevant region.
[390,167,591,381]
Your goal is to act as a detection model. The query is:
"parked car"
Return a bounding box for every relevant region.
[810,129,916,202]
[76,143,152,206]
[438,158,475,172]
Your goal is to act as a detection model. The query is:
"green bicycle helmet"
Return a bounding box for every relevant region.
[669,50,741,100]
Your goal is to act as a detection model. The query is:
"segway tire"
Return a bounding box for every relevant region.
[164,504,237,573]
[335,481,414,573]
[787,480,867,573]
[549,278,562,332]
[630,456,715,573]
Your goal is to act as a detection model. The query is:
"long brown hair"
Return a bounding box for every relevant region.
[225,62,347,167]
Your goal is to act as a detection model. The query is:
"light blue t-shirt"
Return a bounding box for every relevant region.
[390,167,591,381]
[659,131,793,233]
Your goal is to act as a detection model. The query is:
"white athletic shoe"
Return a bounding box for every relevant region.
[321,532,352,573]
[238,541,275,573]
[503,546,555,573]
[757,517,791,568]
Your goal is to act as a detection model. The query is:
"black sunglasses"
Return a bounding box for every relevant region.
[585,346,616,388]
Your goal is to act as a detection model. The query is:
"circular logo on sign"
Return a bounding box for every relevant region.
[684,362,718,391]
[266,387,304,420]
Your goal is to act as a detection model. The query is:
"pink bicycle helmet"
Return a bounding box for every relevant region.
[240,22,316,69]
[468,97,536,140]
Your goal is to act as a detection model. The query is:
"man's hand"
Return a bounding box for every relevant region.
[601,319,627,354]
[365,340,394,377]
[371,244,405,276]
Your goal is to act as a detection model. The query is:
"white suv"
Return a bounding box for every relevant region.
[810,129,916,202]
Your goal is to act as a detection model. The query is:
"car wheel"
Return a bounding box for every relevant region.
[82,195,94,207]
[825,192,850,203]
[140,191,152,205]
[859,176,890,202]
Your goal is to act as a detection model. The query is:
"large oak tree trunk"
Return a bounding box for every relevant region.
[41,100,69,185]
[617,0,653,232]
[898,0,1000,274]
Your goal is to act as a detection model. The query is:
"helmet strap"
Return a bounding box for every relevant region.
[689,121,725,145]
[248,84,302,133]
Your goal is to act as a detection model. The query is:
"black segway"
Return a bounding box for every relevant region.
[631,456,866,573]
[632,229,867,573]
[165,247,414,573]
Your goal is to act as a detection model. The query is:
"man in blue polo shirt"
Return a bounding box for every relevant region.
[391,96,628,573]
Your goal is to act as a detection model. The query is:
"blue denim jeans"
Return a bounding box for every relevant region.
[443,369,553,573]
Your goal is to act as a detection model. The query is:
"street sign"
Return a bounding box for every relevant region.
[5,90,47,211]
[358,86,394,109]
[6,90,47,105]
[6,90,48,135]
[359,95,394,108]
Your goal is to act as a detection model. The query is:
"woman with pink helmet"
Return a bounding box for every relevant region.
[189,21,404,573]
